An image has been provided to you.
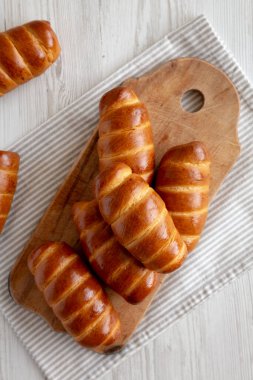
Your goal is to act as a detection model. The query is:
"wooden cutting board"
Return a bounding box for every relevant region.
[9,57,240,352]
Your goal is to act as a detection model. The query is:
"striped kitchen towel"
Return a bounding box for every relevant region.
[0,14,253,380]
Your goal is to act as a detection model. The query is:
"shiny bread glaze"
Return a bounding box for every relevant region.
[0,20,61,96]
[72,200,158,304]
[95,163,187,273]
[0,150,20,233]
[156,141,210,251]
[97,87,155,183]
[28,242,121,350]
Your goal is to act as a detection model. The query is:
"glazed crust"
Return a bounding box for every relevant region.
[97,87,155,183]
[155,141,210,251]
[0,151,20,233]
[95,163,187,273]
[72,200,158,304]
[0,20,61,96]
[28,242,121,350]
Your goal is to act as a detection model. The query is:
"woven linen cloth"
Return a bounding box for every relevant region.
[0,15,252,380]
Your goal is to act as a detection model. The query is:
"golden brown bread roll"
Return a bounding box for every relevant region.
[28,242,121,351]
[95,163,187,273]
[0,20,61,96]
[97,87,155,184]
[155,141,210,251]
[0,151,20,233]
[72,199,158,304]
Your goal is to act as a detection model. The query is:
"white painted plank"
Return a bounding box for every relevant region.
[0,1,253,380]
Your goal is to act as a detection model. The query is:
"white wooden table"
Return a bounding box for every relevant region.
[0,1,253,379]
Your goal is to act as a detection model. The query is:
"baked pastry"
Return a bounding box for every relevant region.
[97,86,155,183]
[28,242,121,350]
[72,199,158,304]
[95,162,187,273]
[0,20,61,96]
[155,141,210,251]
[0,150,20,233]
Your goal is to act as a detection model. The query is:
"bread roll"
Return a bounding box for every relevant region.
[97,87,155,183]
[0,150,20,233]
[95,163,187,273]
[155,141,210,251]
[0,20,61,96]
[28,242,121,351]
[72,199,158,304]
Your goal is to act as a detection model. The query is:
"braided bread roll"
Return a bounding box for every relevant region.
[155,141,210,252]
[97,87,155,184]
[72,200,158,304]
[28,242,121,351]
[0,151,20,233]
[95,163,187,273]
[0,20,61,96]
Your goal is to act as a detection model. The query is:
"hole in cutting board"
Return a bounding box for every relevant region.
[181,89,204,113]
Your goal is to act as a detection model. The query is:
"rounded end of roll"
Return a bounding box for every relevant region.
[25,20,61,63]
[0,150,20,170]
[94,162,132,199]
[99,86,139,118]
[72,199,102,232]
[183,235,200,252]
[125,270,158,304]
[160,141,210,166]
[27,241,65,274]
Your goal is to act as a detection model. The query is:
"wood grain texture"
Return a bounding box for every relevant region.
[1,0,253,379]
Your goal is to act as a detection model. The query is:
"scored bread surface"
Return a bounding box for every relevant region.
[0,151,20,233]
[97,87,155,183]
[95,163,188,273]
[28,242,121,350]
[72,199,158,304]
[156,141,210,251]
[0,20,61,96]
